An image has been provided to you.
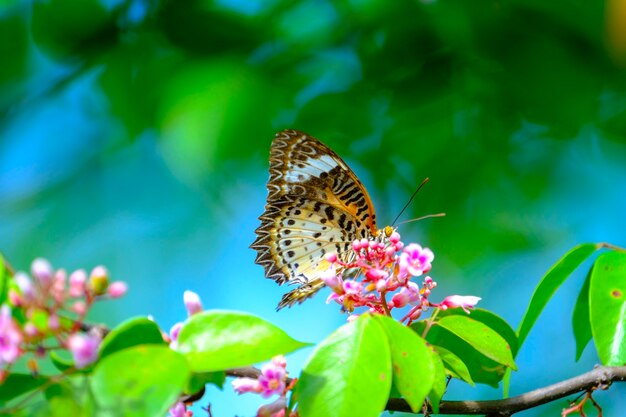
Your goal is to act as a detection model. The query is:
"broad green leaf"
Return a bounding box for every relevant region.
[298,315,391,417]
[50,350,74,372]
[91,345,189,417]
[412,321,507,387]
[427,346,447,414]
[373,315,434,412]
[517,243,597,347]
[176,310,310,372]
[590,251,626,366]
[41,379,92,417]
[437,316,516,370]
[572,267,593,361]
[0,374,48,405]
[433,346,474,386]
[185,371,225,394]
[505,243,597,394]
[99,316,165,359]
[437,308,519,356]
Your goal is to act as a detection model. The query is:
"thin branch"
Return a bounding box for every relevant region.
[385,365,626,415]
[225,366,626,415]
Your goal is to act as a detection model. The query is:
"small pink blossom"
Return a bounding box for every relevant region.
[67,334,100,369]
[0,306,23,365]
[391,291,409,308]
[169,322,183,347]
[51,269,67,303]
[232,377,262,394]
[342,280,362,295]
[31,258,53,287]
[439,295,481,313]
[399,244,434,277]
[69,269,87,297]
[319,266,342,290]
[258,361,287,397]
[107,281,128,298]
[14,272,34,302]
[168,402,192,417]
[257,396,287,417]
[72,301,87,315]
[183,291,203,316]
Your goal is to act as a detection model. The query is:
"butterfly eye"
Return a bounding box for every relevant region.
[384,225,394,238]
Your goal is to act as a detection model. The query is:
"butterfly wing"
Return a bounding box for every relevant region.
[251,129,378,309]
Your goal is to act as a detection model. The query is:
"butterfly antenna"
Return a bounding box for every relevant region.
[392,177,430,226]
[395,212,446,226]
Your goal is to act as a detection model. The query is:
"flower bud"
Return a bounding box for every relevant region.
[89,266,109,295]
[31,258,53,287]
[183,291,203,316]
[69,269,87,297]
[391,291,409,308]
[67,334,100,369]
[439,295,481,313]
[107,281,128,298]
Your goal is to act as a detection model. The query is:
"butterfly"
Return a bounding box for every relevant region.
[251,129,391,309]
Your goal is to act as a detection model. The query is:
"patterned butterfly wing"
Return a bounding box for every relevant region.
[251,129,379,309]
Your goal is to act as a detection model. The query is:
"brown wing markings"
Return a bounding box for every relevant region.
[251,129,379,308]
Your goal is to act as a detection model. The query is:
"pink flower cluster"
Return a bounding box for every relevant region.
[321,232,480,324]
[1,258,127,379]
[232,356,295,417]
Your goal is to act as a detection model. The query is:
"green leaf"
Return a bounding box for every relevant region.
[176,310,310,372]
[590,251,626,366]
[99,316,165,359]
[41,379,93,417]
[433,346,474,386]
[437,316,516,370]
[50,351,74,372]
[573,267,593,361]
[438,308,519,356]
[91,345,189,417]
[185,371,225,395]
[517,243,597,347]
[505,243,597,394]
[298,315,392,417]
[0,374,48,405]
[427,346,447,414]
[412,321,507,387]
[373,315,433,412]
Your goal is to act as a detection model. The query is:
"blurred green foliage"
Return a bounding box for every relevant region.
[2,0,626,264]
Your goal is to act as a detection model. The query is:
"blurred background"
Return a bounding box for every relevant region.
[1,0,626,415]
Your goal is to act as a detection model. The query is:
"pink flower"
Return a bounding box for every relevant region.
[0,306,23,365]
[107,281,128,298]
[257,396,287,417]
[183,291,203,316]
[439,295,481,313]
[232,377,262,394]
[14,272,35,302]
[365,267,388,281]
[31,258,53,287]
[69,269,87,297]
[67,334,100,369]
[320,266,342,291]
[169,322,183,347]
[399,244,434,277]
[168,402,192,417]
[342,280,362,295]
[391,291,409,308]
[258,361,287,397]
